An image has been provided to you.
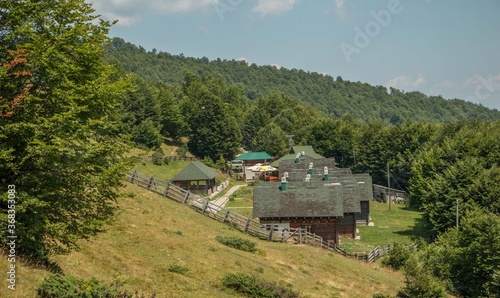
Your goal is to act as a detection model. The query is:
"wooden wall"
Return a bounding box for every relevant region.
[260,217,339,244]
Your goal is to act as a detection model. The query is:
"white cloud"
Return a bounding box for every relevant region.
[428,79,456,96]
[334,0,347,18]
[89,0,219,26]
[251,0,299,16]
[271,63,282,69]
[236,57,252,66]
[427,74,500,109]
[386,74,427,90]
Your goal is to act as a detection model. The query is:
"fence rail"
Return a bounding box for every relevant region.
[138,155,197,164]
[125,170,390,263]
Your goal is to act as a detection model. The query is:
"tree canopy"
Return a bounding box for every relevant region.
[105,38,500,124]
[0,0,130,258]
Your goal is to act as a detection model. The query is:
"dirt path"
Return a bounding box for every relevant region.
[212,184,246,208]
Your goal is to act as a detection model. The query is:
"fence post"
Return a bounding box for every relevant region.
[147,176,154,189]
[201,199,209,214]
[129,169,137,183]
[182,191,190,204]
[268,227,273,241]
[222,209,230,223]
[163,182,170,197]
[244,218,250,232]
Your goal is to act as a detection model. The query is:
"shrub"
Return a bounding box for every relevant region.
[37,274,131,298]
[222,273,299,298]
[176,143,188,157]
[151,147,165,166]
[168,264,189,275]
[382,242,413,270]
[397,254,447,298]
[216,236,257,253]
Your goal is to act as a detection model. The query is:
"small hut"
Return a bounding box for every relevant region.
[170,161,218,195]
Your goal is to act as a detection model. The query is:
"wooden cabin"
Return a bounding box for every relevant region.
[253,153,373,244]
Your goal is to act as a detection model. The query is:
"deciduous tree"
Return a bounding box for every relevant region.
[0,0,130,258]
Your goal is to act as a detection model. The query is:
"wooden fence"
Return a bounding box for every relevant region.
[138,155,197,164]
[125,170,389,263]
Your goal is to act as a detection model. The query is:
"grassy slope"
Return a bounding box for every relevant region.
[5,183,404,297]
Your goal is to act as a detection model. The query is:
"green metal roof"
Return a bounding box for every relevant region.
[170,161,218,181]
[234,152,272,161]
[271,146,325,167]
[290,146,325,159]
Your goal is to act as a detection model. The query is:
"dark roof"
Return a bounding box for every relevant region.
[271,147,325,167]
[170,161,218,181]
[253,182,344,218]
[254,150,373,219]
[278,157,338,174]
[234,152,272,161]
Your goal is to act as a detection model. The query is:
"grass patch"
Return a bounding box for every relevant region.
[357,201,431,247]
[225,197,253,208]
[130,160,191,181]
[216,236,257,253]
[222,273,299,298]
[8,183,406,297]
[36,274,137,298]
[225,185,255,218]
[168,264,189,275]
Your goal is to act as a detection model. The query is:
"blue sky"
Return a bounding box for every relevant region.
[90,0,500,110]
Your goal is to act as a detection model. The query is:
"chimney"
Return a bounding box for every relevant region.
[294,153,301,164]
[323,167,328,181]
[308,162,313,175]
[280,176,287,191]
[284,171,289,182]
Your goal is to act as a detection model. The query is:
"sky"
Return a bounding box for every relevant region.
[89,0,500,110]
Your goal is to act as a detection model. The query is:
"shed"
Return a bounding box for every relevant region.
[170,161,218,195]
[233,151,273,181]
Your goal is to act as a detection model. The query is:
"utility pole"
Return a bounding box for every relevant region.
[456,199,459,230]
[387,163,391,211]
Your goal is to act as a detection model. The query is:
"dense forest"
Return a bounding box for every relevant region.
[1,1,500,297]
[105,37,500,124]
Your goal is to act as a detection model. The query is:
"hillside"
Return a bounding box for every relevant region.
[4,183,404,297]
[105,38,500,123]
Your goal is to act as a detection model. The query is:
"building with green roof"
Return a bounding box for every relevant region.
[234,152,273,162]
[170,161,218,195]
[270,145,324,167]
[233,151,273,181]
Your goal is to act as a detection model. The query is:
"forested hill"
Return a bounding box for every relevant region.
[105,38,500,123]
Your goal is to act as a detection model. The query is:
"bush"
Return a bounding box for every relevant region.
[216,236,257,253]
[382,242,413,270]
[397,254,447,298]
[132,119,163,149]
[152,147,165,166]
[168,264,189,275]
[37,274,131,298]
[222,273,299,298]
[176,143,188,157]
